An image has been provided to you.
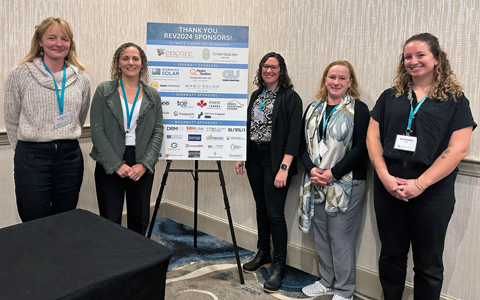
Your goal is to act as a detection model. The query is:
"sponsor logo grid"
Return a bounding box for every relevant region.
[148,23,248,160]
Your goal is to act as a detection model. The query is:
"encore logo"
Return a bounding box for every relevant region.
[158,49,193,58]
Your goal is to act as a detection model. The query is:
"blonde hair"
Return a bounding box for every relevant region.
[393,33,462,101]
[316,60,360,100]
[18,17,86,71]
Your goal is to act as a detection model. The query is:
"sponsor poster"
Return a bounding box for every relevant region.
[146,23,249,161]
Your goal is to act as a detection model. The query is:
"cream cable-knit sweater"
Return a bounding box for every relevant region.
[4,58,91,149]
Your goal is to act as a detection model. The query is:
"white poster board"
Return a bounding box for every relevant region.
[146,23,249,161]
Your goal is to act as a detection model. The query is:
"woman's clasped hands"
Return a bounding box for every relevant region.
[309,168,335,187]
[383,175,424,202]
[115,164,146,181]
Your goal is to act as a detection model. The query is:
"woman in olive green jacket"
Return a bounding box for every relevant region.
[90,42,163,235]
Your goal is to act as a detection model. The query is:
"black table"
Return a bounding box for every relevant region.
[0,209,172,300]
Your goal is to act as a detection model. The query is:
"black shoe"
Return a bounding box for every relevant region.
[242,249,272,273]
[263,262,286,293]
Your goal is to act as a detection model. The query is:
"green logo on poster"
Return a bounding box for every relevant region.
[202,48,210,60]
[157,49,165,56]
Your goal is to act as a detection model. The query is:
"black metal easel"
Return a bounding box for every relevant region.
[146,160,245,284]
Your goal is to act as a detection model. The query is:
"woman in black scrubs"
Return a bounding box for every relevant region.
[367,33,476,299]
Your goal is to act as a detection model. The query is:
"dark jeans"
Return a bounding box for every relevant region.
[14,140,84,222]
[374,164,456,300]
[95,146,154,235]
[246,142,291,266]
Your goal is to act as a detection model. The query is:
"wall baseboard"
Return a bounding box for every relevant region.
[120,200,458,300]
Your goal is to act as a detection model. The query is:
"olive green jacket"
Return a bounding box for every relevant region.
[90,80,163,174]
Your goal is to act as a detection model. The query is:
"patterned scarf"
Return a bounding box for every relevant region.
[298,93,355,233]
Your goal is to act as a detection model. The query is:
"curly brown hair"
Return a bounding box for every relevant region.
[393,33,462,101]
[315,60,360,101]
[110,42,149,83]
[253,52,293,90]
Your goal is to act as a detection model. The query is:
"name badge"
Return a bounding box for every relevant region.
[319,140,328,157]
[53,112,72,129]
[125,132,136,146]
[394,134,417,152]
[253,108,264,122]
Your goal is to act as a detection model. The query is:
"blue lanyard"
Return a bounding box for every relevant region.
[259,85,278,111]
[120,78,141,131]
[406,89,428,134]
[321,104,338,140]
[42,60,66,115]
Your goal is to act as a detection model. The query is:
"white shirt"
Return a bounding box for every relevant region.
[120,96,143,145]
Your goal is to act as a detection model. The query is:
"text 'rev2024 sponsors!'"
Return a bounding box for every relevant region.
[146,23,249,161]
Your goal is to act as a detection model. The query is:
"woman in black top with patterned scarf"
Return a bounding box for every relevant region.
[235,52,302,293]
[298,61,369,300]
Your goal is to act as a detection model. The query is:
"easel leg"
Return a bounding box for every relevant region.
[194,160,199,247]
[217,161,245,284]
[147,160,172,239]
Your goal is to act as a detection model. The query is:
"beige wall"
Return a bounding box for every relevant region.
[1,0,480,298]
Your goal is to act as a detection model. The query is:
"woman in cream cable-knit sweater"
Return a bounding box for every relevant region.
[4,17,91,222]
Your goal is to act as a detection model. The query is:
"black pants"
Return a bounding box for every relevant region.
[374,164,456,300]
[246,142,291,266]
[95,146,154,235]
[14,140,84,222]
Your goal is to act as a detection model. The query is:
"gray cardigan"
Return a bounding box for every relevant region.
[90,80,163,174]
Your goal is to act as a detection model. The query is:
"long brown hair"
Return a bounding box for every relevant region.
[392,33,462,101]
[253,52,293,90]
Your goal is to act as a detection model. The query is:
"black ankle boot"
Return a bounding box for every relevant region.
[263,262,286,293]
[242,249,272,273]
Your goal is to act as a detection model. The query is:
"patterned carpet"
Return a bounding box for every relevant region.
[149,218,369,300]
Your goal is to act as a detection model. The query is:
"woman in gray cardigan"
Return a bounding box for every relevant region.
[90,43,163,235]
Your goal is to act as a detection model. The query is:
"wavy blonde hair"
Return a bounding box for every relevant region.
[316,60,360,101]
[18,17,85,71]
[110,42,149,83]
[393,33,462,101]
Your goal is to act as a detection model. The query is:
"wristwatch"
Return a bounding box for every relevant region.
[280,164,289,170]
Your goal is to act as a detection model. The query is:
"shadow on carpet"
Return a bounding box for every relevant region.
[149,218,365,300]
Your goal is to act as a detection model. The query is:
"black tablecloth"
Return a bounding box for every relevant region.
[0,209,172,300]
